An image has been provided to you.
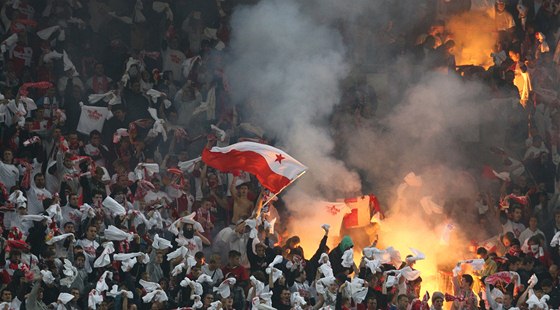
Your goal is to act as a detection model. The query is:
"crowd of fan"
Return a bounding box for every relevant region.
[0,0,558,310]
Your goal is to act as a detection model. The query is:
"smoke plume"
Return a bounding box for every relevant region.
[225,0,501,290]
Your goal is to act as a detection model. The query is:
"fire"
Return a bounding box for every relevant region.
[447,10,497,69]
[285,168,478,299]
[376,213,461,296]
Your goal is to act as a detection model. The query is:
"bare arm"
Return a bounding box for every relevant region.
[196,231,211,246]
[229,175,238,198]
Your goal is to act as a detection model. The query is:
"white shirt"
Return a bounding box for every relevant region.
[26,185,53,215]
[524,144,549,160]
[502,219,526,239]
[175,235,203,257]
[519,227,546,247]
[76,238,99,268]
[62,206,83,226]
[144,190,171,206]
[162,49,186,82]
[0,161,19,190]
[3,212,32,235]
[84,143,108,167]
[202,264,224,285]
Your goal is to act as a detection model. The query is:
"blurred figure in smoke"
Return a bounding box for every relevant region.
[416,20,446,49]
[508,49,533,108]
[495,0,516,49]
[435,40,457,73]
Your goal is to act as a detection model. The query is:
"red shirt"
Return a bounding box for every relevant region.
[222,264,249,283]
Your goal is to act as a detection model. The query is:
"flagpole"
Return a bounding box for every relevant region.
[262,170,307,207]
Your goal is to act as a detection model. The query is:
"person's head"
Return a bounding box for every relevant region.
[155,252,164,264]
[422,35,436,50]
[528,235,543,253]
[68,193,79,207]
[182,223,195,239]
[554,209,560,226]
[509,49,521,62]
[460,274,474,290]
[70,287,80,301]
[534,286,545,299]
[529,216,538,231]
[443,40,456,53]
[46,87,56,98]
[496,0,506,12]
[550,264,559,282]
[542,278,554,294]
[63,153,73,168]
[510,205,522,222]
[117,175,129,189]
[63,222,75,234]
[10,250,21,264]
[501,232,515,247]
[532,135,544,147]
[238,183,249,197]
[86,225,97,241]
[207,173,218,187]
[131,81,141,93]
[34,173,45,188]
[507,256,521,271]
[280,287,291,305]
[191,265,202,279]
[228,250,241,266]
[208,254,220,270]
[202,293,214,307]
[201,199,212,210]
[286,236,301,249]
[366,296,378,310]
[502,292,513,307]
[339,235,354,252]
[52,127,62,139]
[195,251,205,265]
[94,63,105,76]
[397,294,409,310]
[1,289,12,302]
[92,191,104,205]
[112,105,126,121]
[221,295,233,309]
[151,178,162,192]
[255,243,266,257]
[477,247,489,260]
[432,292,444,310]
[90,130,101,146]
[2,149,13,163]
[34,107,45,120]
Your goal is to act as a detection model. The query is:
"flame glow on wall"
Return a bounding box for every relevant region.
[447,10,497,68]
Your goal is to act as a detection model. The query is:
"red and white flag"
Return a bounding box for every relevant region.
[202,142,307,193]
[343,195,383,229]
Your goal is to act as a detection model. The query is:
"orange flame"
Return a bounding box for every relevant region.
[447,10,497,69]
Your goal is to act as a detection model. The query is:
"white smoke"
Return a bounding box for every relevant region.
[226,0,361,198]
[225,0,500,272]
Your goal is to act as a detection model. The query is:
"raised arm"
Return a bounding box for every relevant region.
[229,175,238,198]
